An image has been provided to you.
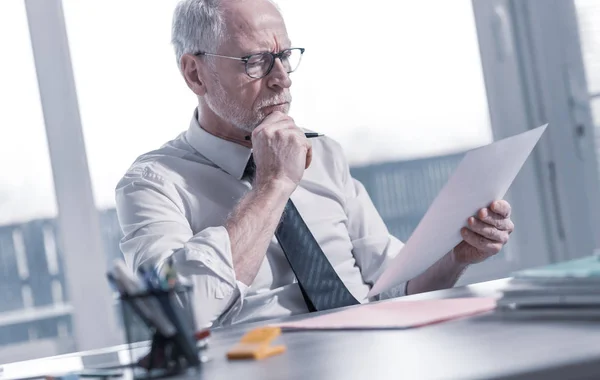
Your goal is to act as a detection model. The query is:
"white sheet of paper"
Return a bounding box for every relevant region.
[368,125,548,297]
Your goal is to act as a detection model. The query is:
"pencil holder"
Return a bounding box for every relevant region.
[119,285,200,379]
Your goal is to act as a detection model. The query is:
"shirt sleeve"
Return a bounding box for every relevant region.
[115,164,246,328]
[338,152,408,300]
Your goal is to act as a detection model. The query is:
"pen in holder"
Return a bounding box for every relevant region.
[119,284,200,379]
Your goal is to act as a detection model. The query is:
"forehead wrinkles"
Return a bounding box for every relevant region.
[220,1,287,51]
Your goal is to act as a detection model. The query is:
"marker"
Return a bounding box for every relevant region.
[244,132,323,141]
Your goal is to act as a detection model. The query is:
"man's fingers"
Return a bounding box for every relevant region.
[477,208,515,231]
[490,200,511,218]
[460,228,503,255]
[252,111,292,137]
[466,217,509,244]
[262,110,290,123]
[296,131,312,169]
[457,203,513,264]
[284,126,312,169]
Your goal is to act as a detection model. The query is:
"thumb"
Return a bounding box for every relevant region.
[305,144,313,169]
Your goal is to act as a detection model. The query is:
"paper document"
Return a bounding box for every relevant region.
[275,297,496,330]
[368,125,547,297]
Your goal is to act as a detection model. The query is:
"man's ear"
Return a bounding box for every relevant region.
[181,54,208,96]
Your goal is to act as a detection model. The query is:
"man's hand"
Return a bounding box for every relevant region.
[453,200,515,264]
[251,111,312,194]
[407,200,514,295]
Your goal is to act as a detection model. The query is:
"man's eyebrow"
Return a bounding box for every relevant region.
[245,40,294,55]
[246,48,270,55]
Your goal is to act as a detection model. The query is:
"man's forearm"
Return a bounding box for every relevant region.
[405,250,469,295]
[226,181,290,286]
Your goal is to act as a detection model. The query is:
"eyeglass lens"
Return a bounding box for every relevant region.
[245,49,302,79]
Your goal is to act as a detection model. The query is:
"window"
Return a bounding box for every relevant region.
[278,0,493,165]
[62,0,196,212]
[0,0,70,363]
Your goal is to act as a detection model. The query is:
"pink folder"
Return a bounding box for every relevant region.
[275,297,497,330]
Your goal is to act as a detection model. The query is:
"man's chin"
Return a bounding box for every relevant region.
[233,105,291,133]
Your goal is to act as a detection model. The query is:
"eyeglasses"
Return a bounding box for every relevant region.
[194,47,305,79]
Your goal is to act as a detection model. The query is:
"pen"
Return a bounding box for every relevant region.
[244,132,323,141]
[137,266,158,290]
[164,256,178,289]
[110,261,177,337]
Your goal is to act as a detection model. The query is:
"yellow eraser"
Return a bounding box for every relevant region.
[227,327,286,360]
[256,345,286,360]
[239,327,281,344]
[227,343,286,360]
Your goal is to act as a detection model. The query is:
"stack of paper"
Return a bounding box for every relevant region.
[497,255,600,318]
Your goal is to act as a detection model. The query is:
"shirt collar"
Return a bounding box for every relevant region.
[185,108,252,180]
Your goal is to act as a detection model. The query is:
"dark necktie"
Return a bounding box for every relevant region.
[243,155,359,312]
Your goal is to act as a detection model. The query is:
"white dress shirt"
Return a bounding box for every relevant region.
[115,109,407,328]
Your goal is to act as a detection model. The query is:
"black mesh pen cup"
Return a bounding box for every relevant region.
[119,285,199,379]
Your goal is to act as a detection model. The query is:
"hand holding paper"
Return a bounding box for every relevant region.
[454,199,515,264]
[368,125,547,297]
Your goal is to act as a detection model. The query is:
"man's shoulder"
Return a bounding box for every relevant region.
[116,132,212,190]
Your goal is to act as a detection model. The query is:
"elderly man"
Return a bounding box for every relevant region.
[115,0,514,328]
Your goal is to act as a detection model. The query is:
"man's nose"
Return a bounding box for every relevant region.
[266,58,292,90]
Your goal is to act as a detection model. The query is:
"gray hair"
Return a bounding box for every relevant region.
[171,0,226,67]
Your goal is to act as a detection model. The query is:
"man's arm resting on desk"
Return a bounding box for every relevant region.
[116,174,246,327]
[116,174,293,326]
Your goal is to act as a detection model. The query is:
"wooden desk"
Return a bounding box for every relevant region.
[3,279,600,380]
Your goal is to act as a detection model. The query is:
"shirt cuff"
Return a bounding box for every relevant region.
[217,280,249,326]
[182,226,237,283]
[170,226,250,326]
